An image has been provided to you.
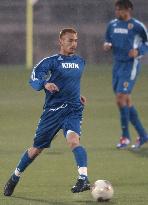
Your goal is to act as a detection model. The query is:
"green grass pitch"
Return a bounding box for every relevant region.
[0,64,148,205]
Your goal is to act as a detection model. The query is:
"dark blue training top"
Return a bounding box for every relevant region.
[29,54,85,108]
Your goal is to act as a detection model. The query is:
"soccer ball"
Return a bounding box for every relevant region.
[91,180,114,202]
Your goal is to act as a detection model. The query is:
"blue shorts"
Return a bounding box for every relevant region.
[33,103,84,148]
[112,59,141,94]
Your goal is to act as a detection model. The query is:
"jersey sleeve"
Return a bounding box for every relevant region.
[137,23,148,56]
[105,22,112,43]
[82,58,86,66]
[29,58,53,91]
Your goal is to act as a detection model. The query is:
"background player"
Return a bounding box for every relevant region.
[103,0,148,149]
[4,28,90,196]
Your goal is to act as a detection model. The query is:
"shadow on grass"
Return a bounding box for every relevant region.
[12,196,116,205]
[128,147,148,158]
[76,199,116,204]
[13,196,68,205]
[44,151,63,155]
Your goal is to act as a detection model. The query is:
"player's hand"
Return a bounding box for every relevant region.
[80,95,87,105]
[128,49,139,58]
[103,42,112,51]
[44,83,59,93]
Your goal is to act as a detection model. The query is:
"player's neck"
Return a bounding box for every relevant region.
[59,51,75,56]
[124,14,132,21]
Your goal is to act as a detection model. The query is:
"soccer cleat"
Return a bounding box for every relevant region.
[131,136,148,149]
[116,137,130,149]
[71,177,90,193]
[4,176,19,196]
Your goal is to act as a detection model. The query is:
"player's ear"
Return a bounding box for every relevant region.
[59,38,62,46]
[59,38,63,46]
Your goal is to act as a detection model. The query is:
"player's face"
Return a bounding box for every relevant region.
[115,6,130,20]
[59,33,78,55]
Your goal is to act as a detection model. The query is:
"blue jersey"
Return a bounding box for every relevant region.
[29,54,85,108]
[105,18,148,62]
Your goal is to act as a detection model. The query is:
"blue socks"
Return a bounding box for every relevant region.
[12,147,88,183]
[119,105,147,140]
[72,146,87,167]
[12,150,34,182]
[119,106,130,139]
[16,151,34,172]
[129,106,147,139]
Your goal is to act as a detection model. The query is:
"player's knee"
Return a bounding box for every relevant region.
[116,94,127,107]
[28,147,43,159]
[66,132,80,149]
[68,140,80,149]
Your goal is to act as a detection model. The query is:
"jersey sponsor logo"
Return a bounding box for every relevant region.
[62,63,79,69]
[114,28,128,34]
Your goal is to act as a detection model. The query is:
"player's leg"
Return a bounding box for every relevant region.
[4,108,61,196]
[116,93,131,148]
[4,147,43,196]
[114,60,142,149]
[112,63,131,148]
[127,96,148,148]
[66,131,90,193]
[62,106,90,193]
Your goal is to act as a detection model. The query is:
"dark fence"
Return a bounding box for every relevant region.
[0,0,148,65]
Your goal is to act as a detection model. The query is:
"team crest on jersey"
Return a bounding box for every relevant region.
[128,23,134,30]
[62,63,79,69]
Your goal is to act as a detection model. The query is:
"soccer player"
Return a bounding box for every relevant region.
[103,0,148,149]
[4,28,90,196]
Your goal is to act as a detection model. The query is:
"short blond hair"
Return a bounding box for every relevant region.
[59,28,77,39]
